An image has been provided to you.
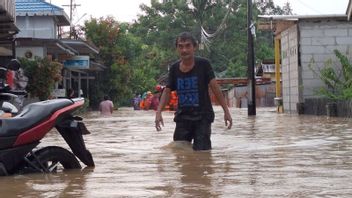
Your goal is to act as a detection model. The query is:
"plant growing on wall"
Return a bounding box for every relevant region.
[309,49,352,100]
[19,57,63,101]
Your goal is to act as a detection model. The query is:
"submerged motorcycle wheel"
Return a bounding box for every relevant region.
[29,146,82,173]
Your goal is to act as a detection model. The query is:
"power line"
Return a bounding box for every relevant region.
[199,1,233,51]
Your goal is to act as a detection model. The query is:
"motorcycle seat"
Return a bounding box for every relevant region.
[0,99,74,137]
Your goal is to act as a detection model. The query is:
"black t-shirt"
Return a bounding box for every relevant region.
[167,57,215,122]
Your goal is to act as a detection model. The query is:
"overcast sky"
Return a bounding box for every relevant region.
[49,0,349,24]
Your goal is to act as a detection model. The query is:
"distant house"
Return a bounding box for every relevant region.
[15,0,104,99]
[258,0,352,114]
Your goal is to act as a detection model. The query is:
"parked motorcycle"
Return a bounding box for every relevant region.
[0,59,94,176]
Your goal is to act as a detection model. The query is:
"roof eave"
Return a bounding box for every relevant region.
[347,0,352,20]
[16,11,70,26]
[258,14,347,21]
[61,39,100,54]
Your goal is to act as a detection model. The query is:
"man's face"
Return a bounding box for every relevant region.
[176,39,196,60]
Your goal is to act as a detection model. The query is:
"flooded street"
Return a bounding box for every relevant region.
[1,107,352,197]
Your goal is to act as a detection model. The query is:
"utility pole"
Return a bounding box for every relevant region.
[247,0,256,116]
[62,0,81,38]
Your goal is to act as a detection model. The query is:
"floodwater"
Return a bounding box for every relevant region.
[1,107,352,198]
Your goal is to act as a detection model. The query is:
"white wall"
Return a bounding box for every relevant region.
[16,47,45,59]
[16,16,57,39]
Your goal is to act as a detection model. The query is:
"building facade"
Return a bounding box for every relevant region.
[259,11,352,113]
[15,0,103,99]
[0,0,19,65]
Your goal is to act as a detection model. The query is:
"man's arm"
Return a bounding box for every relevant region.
[209,79,232,129]
[155,88,171,131]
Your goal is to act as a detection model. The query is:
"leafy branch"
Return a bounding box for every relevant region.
[19,57,63,101]
[308,49,352,100]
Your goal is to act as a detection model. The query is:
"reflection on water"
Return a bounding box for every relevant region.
[2,107,352,197]
[160,141,217,197]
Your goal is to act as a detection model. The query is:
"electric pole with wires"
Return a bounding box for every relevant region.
[62,0,81,38]
[247,0,256,116]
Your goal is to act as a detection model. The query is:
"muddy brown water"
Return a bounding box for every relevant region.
[1,107,352,197]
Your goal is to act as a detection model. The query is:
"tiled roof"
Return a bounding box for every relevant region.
[16,0,70,26]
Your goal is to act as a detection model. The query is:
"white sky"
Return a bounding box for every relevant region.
[49,0,350,24]
[273,0,349,15]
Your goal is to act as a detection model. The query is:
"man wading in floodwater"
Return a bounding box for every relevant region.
[155,32,232,151]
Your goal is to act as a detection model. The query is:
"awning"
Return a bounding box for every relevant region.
[16,38,77,55]
[90,61,107,71]
[61,39,99,55]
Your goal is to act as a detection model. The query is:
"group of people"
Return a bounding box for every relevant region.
[132,84,164,111]
[132,90,160,111]
[132,87,178,111]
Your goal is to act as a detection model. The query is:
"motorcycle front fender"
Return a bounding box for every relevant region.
[56,119,94,167]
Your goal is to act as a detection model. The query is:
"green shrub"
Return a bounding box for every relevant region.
[19,57,63,101]
[308,49,352,100]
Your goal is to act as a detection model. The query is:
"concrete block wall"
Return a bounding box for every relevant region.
[299,20,352,99]
[281,25,301,113]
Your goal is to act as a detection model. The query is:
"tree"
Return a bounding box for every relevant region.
[130,0,291,78]
[82,0,292,107]
[20,57,63,101]
[84,17,130,106]
[84,17,161,106]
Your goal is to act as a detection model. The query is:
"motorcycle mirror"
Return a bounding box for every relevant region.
[2,101,18,114]
[6,59,20,71]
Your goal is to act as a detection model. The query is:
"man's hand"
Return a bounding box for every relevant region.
[224,111,232,129]
[155,111,164,131]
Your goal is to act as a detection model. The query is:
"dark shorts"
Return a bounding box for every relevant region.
[173,119,212,151]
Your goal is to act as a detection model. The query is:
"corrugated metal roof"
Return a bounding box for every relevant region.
[15,0,70,26]
[16,0,63,13]
[258,14,347,21]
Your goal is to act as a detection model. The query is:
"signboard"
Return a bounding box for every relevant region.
[64,56,90,69]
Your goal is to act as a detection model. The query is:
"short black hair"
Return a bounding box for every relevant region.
[104,95,109,100]
[175,32,198,47]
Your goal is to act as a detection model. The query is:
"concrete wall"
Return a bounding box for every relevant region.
[299,20,352,99]
[281,24,301,113]
[227,83,275,108]
[16,16,57,39]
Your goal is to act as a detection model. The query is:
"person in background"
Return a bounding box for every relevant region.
[151,86,162,111]
[99,95,114,116]
[155,31,232,151]
[67,88,75,99]
[132,93,142,110]
[143,91,153,110]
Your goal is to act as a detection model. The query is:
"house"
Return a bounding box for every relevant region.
[0,0,19,66]
[258,0,352,114]
[15,0,104,99]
